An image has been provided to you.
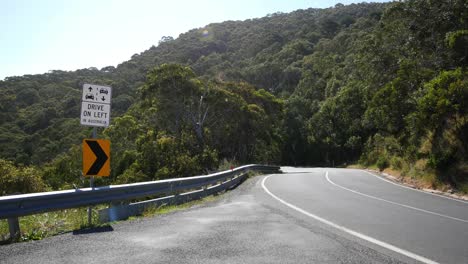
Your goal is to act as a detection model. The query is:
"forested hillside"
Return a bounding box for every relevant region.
[1,0,467,194]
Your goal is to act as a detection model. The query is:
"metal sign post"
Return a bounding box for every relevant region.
[80,83,112,226]
[87,127,97,226]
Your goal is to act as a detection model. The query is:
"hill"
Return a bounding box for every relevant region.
[0,0,467,193]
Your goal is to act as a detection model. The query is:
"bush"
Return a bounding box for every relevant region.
[0,159,48,195]
[390,156,403,170]
[217,158,239,171]
[114,163,149,184]
[376,156,389,171]
[427,152,455,170]
[40,145,82,190]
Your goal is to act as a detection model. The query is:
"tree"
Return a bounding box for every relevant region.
[140,64,209,147]
[413,68,468,170]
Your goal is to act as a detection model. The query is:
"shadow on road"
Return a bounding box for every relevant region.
[72,225,114,235]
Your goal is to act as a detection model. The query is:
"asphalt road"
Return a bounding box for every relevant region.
[1,168,467,263]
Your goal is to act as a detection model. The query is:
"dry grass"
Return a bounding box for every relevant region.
[382,168,402,178]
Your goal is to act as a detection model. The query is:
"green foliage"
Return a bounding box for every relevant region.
[41,145,83,190]
[390,156,404,170]
[0,68,138,166]
[0,207,106,243]
[0,159,47,195]
[417,68,467,130]
[364,60,434,135]
[103,114,142,180]
[104,64,282,184]
[446,30,468,49]
[137,131,204,180]
[0,2,385,172]
[376,156,389,171]
[446,30,468,65]
[414,68,468,172]
[114,162,148,184]
[306,82,367,164]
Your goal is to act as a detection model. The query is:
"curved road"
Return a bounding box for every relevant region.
[1,167,467,263]
[265,168,468,264]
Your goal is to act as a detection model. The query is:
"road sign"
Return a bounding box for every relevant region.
[83,139,110,177]
[80,84,112,127]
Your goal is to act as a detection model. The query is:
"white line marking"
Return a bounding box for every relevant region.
[261,175,440,264]
[326,172,468,223]
[362,170,468,204]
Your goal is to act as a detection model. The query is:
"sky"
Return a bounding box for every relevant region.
[0,0,391,80]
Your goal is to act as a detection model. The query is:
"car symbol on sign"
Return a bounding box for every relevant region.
[85,93,94,100]
[99,89,108,95]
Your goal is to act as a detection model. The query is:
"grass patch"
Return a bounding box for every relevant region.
[0,205,107,244]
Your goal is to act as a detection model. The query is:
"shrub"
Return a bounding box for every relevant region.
[0,159,48,195]
[390,156,403,170]
[376,156,389,171]
[114,163,149,184]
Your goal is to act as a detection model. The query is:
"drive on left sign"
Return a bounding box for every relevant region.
[80,84,112,127]
[83,139,110,177]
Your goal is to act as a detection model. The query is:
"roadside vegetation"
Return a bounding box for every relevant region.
[0,207,103,244]
[0,0,467,197]
[0,193,223,244]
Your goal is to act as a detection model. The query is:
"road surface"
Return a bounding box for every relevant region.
[1,167,467,263]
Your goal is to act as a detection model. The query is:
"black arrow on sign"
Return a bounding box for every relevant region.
[85,140,108,175]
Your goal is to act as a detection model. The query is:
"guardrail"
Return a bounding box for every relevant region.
[0,164,280,240]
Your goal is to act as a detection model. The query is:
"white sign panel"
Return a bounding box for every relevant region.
[80,84,112,127]
[82,84,112,104]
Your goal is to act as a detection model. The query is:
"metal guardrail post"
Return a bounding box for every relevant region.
[8,217,20,241]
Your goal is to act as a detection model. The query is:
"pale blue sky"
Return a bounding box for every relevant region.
[0,0,391,80]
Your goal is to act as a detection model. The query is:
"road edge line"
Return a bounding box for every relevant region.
[261,174,440,264]
[326,172,468,223]
[362,170,468,204]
